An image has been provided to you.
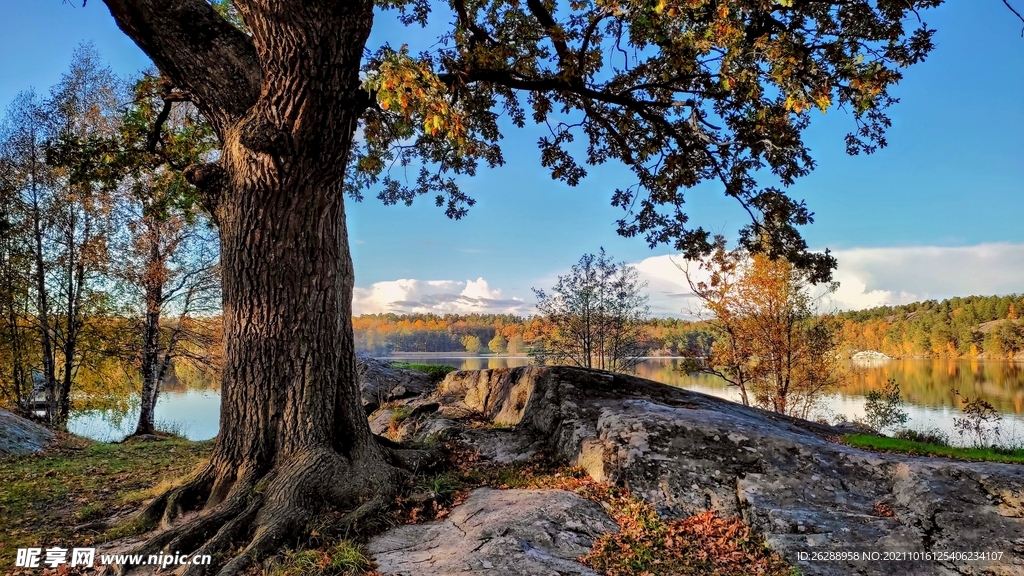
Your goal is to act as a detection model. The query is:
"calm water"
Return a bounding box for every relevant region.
[70,357,1024,447]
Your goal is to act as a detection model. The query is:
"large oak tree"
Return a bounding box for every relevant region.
[86,0,941,573]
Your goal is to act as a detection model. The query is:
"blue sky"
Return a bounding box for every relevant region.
[2,1,1022,317]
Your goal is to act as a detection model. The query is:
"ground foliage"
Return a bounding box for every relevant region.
[0,434,213,570]
[385,442,793,576]
[843,434,1024,465]
[232,439,795,576]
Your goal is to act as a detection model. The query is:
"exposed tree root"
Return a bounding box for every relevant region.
[134,463,218,530]
[107,438,438,576]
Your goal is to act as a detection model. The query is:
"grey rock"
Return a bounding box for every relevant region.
[430,366,1024,576]
[369,398,443,441]
[357,357,434,414]
[832,420,878,435]
[368,488,616,576]
[0,409,54,457]
[368,408,398,437]
[851,350,892,361]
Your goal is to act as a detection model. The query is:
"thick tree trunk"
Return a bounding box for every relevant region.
[102,3,432,574]
[212,116,372,468]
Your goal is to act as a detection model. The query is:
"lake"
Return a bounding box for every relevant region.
[69,357,1024,447]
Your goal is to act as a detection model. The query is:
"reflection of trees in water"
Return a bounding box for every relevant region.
[383,356,1024,416]
[846,360,1024,414]
[633,359,730,391]
[69,357,219,426]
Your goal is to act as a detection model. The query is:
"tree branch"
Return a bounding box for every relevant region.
[99,0,261,133]
[1004,0,1024,36]
[146,100,173,153]
[526,0,572,74]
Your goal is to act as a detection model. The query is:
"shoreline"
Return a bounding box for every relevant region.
[374,351,1024,362]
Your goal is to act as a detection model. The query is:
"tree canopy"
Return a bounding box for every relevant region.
[72,0,947,572]
[348,0,942,282]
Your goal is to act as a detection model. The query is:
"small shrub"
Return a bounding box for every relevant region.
[894,428,949,446]
[951,388,1001,447]
[389,405,414,424]
[386,405,415,437]
[863,378,909,433]
[429,474,461,499]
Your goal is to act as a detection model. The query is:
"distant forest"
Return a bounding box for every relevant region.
[836,294,1024,359]
[352,314,713,357]
[355,294,1024,360]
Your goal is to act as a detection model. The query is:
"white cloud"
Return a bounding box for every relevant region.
[353,243,1024,318]
[631,254,704,318]
[826,243,1024,310]
[352,277,532,315]
[628,243,1024,316]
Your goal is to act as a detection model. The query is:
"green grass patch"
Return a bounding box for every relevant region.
[269,539,376,576]
[389,405,414,424]
[389,362,456,382]
[844,434,1024,464]
[0,434,213,565]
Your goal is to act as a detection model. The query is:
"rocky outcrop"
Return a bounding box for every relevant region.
[390,366,1024,576]
[0,409,54,457]
[367,488,616,575]
[851,350,892,364]
[357,357,435,414]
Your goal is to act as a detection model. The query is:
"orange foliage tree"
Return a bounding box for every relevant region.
[683,238,845,418]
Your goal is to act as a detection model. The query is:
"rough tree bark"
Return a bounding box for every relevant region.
[97,1,428,574]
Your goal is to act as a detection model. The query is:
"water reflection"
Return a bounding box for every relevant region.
[70,357,1024,447]
[68,389,220,442]
[385,356,1024,447]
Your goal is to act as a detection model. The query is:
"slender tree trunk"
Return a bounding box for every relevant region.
[28,147,57,422]
[134,273,163,436]
[55,209,89,428]
[3,295,29,413]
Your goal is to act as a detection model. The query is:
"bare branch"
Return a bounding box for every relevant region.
[1003,0,1024,36]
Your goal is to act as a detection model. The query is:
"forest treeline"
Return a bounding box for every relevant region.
[837,294,1024,359]
[352,313,713,356]
[352,293,1024,360]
